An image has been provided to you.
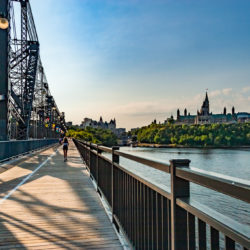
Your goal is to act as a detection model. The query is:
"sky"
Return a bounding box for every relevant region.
[29,0,250,129]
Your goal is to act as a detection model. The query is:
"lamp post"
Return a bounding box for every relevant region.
[0,0,9,140]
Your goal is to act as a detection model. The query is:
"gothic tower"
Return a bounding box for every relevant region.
[177,109,180,120]
[200,92,210,116]
[232,106,235,115]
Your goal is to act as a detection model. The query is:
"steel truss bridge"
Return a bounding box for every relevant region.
[0,0,66,141]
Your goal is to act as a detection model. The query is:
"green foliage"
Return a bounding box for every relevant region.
[67,127,118,147]
[135,123,250,147]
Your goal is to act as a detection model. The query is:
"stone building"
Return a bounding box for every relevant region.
[80,117,116,130]
[80,117,126,137]
[174,92,249,125]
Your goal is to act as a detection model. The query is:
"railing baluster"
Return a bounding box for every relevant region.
[121,170,125,228]
[124,173,127,235]
[146,186,150,249]
[152,191,157,249]
[134,178,138,247]
[139,182,144,249]
[210,226,219,250]
[149,188,153,248]
[167,199,172,250]
[157,193,163,250]
[144,184,148,250]
[187,213,195,250]
[129,175,132,241]
[198,219,206,250]
[162,197,168,249]
[130,177,134,246]
[136,180,139,249]
[225,236,235,250]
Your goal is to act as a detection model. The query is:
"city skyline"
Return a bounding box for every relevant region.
[69,89,250,128]
[30,0,250,129]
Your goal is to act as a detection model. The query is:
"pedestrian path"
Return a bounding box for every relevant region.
[0,141,122,249]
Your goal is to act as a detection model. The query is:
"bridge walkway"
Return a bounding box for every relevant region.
[0,142,122,249]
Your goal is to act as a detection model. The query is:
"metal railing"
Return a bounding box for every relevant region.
[74,139,250,250]
[0,139,58,162]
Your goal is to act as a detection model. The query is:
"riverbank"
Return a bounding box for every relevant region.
[137,143,250,149]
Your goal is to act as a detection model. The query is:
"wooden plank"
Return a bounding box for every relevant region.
[0,141,122,249]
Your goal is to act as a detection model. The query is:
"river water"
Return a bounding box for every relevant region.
[110,147,250,229]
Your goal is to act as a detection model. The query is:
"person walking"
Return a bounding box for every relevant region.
[63,137,69,162]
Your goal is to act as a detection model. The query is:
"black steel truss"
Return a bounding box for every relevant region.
[1,0,67,140]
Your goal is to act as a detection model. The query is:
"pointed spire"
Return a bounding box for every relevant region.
[177,109,180,119]
[205,91,209,103]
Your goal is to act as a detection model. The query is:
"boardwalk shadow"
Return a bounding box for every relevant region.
[0,143,120,249]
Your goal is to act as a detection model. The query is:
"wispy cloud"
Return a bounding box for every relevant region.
[222,88,232,95]
[242,86,250,93]
[106,87,250,128]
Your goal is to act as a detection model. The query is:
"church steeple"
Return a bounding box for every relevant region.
[200,91,210,116]
[205,91,209,103]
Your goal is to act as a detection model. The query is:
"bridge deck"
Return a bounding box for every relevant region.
[0,142,122,249]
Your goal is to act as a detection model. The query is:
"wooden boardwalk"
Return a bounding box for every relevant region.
[0,142,122,249]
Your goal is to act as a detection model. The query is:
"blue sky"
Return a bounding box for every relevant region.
[30,0,250,129]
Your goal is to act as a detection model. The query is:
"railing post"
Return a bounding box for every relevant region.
[96,144,102,191]
[88,142,91,169]
[84,142,87,163]
[170,159,191,250]
[112,146,119,223]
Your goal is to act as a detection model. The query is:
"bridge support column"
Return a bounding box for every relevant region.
[0,0,9,140]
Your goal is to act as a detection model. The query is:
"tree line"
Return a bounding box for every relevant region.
[67,127,117,147]
[130,123,250,147]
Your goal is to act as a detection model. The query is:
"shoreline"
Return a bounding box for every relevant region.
[135,143,250,149]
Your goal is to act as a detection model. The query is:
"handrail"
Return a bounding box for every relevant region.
[74,139,250,249]
[77,139,250,199]
[114,150,171,173]
[176,167,250,203]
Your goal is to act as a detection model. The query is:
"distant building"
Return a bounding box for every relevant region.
[66,121,73,127]
[237,112,250,123]
[80,117,117,130]
[80,117,126,137]
[170,92,250,125]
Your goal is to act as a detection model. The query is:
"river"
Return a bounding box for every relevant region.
[110,147,250,227]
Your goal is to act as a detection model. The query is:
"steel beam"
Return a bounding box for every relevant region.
[0,0,10,141]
